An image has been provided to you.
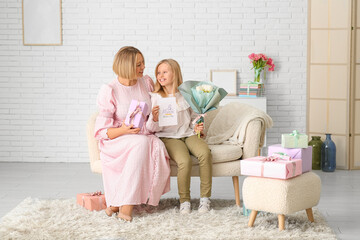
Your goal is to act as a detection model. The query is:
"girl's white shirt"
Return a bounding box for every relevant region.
[146,92,197,138]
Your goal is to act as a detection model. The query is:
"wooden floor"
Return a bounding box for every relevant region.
[0,162,359,240]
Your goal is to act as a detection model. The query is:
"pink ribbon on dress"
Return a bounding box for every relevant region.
[128,102,145,125]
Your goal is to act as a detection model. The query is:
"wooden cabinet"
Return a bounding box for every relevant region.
[308,0,359,169]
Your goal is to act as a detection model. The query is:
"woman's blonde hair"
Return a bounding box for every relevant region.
[113,46,144,79]
[153,59,183,97]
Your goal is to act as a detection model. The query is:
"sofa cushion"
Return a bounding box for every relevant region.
[170,143,242,166]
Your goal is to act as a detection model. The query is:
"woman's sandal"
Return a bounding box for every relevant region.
[105,206,119,217]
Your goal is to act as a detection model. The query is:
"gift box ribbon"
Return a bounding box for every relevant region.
[128,102,146,126]
[271,152,292,161]
[260,156,297,178]
[246,81,260,95]
[81,191,103,209]
[289,130,305,148]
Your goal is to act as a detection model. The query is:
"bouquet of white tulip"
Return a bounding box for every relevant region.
[178,81,228,138]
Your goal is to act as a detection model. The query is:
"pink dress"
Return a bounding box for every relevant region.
[94,75,171,207]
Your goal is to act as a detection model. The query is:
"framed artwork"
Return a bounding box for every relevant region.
[22,0,62,45]
[210,69,237,96]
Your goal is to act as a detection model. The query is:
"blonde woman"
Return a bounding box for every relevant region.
[146,59,213,214]
[94,47,171,221]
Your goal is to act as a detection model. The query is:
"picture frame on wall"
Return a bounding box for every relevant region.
[210,69,237,96]
[22,0,62,45]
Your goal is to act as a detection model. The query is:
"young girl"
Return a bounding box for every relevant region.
[146,59,212,214]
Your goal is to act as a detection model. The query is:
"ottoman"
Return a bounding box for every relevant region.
[242,172,321,230]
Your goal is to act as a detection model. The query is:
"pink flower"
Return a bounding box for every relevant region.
[266,58,273,66]
[268,64,275,71]
[259,54,267,60]
[248,53,256,60]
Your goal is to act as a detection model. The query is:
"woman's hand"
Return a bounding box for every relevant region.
[106,121,140,139]
[119,121,141,134]
[194,123,205,138]
[152,105,160,122]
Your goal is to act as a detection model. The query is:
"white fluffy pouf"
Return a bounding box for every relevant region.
[0,197,336,240]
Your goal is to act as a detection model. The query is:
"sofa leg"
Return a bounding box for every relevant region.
[278,214,285,231]
[306,208,314,222]
[232,176,240,206]
[248,210,258,227]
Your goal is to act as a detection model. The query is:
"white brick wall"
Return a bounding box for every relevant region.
[0,0,307,162]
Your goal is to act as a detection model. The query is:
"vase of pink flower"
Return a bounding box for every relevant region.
[248,53,275,83]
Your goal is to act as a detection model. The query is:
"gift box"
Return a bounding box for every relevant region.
[125,100,149,128]
[268,144,313,173]
[281,130,308,148]
[238,83,264,97]
[240,156,302,180]
[76,191,107,211]
[243,204,264,217]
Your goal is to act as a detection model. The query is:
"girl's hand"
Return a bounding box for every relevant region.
[120,121,140,134]
[194,123,205,138]
[152,105,160,122]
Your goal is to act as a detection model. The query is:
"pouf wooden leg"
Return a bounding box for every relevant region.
[232,176,240,206]
[248,210,258,227]
[278,214,285,231]
[306,208,314,222]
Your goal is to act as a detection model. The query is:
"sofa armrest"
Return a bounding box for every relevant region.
[86,112,102,174]
[242,120,262,159]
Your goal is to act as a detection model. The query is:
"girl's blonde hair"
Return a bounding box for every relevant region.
[113,46,144,79]
[153,59,183,97]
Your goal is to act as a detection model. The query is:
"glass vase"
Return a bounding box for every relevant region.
[254,68,264,83]
[308,136,322,170]
[321,133,336,172]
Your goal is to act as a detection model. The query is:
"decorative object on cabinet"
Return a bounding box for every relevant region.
[321,133,336,172]
[239,82,265,97]
[308,136,323,170]
[22,0,62,45]
[248,53,275,83]
[210,70,237,96]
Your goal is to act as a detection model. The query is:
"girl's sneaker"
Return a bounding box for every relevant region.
[180,201,191,214]
[198,198,211,213]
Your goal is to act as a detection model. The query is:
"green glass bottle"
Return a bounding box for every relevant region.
[308,136,322,170]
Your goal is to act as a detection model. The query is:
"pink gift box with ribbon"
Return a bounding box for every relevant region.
[76,191,107,211]
[240,156,302,180]
[125,100,149,128]
[268,144,312,173]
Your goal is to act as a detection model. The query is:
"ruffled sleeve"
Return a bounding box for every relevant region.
[146,92,163,133]
[143,75,154,92]
[94,84,116,140]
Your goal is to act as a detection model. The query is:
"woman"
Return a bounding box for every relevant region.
[94,46,171,221]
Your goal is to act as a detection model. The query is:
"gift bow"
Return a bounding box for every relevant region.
[260,156,297,178]
[90,191,102,196]
[128,102,145,125]
[290,130,300,138]
[288,130,304,147]
[263,156,280,161]
[272,152,292,161]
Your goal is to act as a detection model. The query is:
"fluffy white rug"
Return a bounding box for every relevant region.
[0,198,336,240]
